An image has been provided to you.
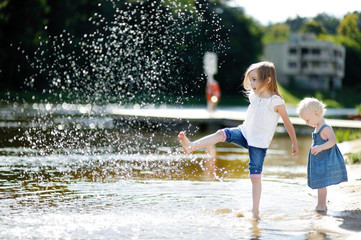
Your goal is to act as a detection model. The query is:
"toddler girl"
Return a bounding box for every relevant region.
[178,61,298,219]
[297,97,348,212]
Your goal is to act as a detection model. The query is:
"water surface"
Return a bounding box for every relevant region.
[0,104,356,239]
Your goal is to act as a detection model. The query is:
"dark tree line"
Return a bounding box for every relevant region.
[1,0,360,104]
[0,0,263,104]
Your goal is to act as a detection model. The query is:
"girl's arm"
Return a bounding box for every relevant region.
[311,126,337,155]
[275,104,299,156]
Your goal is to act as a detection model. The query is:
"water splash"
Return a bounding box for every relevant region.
[25,0,228,105]
[7,0,230,182]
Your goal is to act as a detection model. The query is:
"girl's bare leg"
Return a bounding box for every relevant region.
[251,177,262,220]
[316,187,327,211]
[178,130,224,154]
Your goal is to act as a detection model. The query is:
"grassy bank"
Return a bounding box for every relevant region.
[335,128,361,143]
[278,85,361,109]
[344,152,361,164]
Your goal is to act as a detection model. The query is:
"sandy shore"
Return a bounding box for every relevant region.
[338,138,361,155]
[327,139,361,238]
[331,164,361,211]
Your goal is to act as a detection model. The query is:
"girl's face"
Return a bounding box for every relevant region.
[300,110,321,127]
[249,70,262,94]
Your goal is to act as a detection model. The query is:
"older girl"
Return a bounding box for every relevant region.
[178,61,298,219]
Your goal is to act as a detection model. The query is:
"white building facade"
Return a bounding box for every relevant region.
[264,34,345,90]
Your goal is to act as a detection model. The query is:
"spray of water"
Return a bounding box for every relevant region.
[8,0,230,181]
[24,0,228,104]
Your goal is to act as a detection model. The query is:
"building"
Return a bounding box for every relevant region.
[264,34,345,90]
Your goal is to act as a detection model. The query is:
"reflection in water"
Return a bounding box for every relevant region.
[202,145,218,180]
[306,231,330,240]
[250,219,261,240]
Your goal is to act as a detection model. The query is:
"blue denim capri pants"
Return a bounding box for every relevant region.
[221,127,267,178]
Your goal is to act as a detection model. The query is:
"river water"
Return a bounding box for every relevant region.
[0,103,356,239]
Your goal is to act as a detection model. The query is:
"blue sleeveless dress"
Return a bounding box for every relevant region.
[307,124,348,189]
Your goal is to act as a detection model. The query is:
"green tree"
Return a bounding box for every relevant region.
[213,4,264,96]
[285,15,307,32]
[336,13,361,89]
[0,0,265,101]
[46,0,100,37]
[356,11,361,32]
[313,13,339,34]
[300,20,326,35]
[263,24,290,43]
[0,0,49,90]
[340,37,361,89]
[337,13,361,41]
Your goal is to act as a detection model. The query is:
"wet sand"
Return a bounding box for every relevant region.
[329,139,361,238]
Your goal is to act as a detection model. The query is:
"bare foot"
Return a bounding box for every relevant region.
[178,132,194,154]
[252,210,261,221]
[315,205,327,212]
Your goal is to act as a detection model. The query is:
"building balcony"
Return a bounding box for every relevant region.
[301,68,332,74]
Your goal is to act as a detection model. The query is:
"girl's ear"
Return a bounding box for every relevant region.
[267,77,272,84]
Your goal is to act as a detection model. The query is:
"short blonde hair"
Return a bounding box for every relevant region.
[297,97,326,117]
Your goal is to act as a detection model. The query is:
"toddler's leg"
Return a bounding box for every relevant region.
[250,176,262,220]
[316,187,327,212]
[178,130,225,154]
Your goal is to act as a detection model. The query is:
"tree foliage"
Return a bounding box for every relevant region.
[263,24,289,43]
[0,0,49,90]
[285,16,307,32]
[337,13,361,41]
[300,20,326,35]
[0,0,264,102]
[213,5,264,95]
[2,1,361,100]
[329,12,361,88]
[313,13,339,34]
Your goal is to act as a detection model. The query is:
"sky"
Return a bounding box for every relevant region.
[229,0,361,25]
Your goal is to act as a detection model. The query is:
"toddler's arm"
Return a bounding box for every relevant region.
[275,104,298,156]
[311,126,337,155]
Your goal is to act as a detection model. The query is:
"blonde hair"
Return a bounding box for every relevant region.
[297,97,326,117]
[243,61,282,97]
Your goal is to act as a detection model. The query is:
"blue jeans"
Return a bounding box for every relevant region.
[222,127,267,177]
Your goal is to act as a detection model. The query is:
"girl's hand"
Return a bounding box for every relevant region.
[292,144,299,156]
[311,126,336,155]
[311,145,323,155]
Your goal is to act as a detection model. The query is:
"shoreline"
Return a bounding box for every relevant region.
[336,138,361,211]
[327,138,361,237]
[327,164,361,239]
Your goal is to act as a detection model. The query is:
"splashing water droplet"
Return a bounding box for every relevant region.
[14,0,230,177]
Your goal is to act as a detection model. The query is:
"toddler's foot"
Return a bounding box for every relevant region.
[178,132,194,154]
[315,205,327,213]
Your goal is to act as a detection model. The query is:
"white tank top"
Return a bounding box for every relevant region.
[239,91,285,148]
